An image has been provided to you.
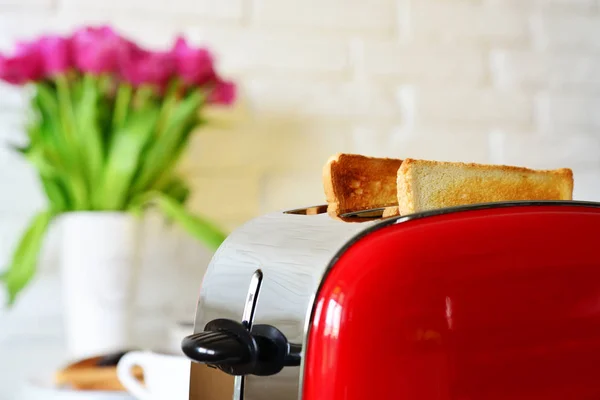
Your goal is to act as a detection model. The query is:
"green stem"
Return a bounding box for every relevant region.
[80,74,105,205]
[112,83,132,132]
[155,80,181,136]
[99,73,113,95]
[129,191,155,216]
[132,85,155,110]
[54,75,88,209]
[54,75,76,143]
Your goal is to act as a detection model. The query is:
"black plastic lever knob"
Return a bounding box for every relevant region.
[182,318,259,376]
[182,330,248,364]
[181,318,302,376]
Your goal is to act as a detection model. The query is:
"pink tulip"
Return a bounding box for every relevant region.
[0,42,43,85]
[72,26,134,75]
[208,79,236,105]
[36,35,72,76]
[121,49,175,87]
[172,37,216,86]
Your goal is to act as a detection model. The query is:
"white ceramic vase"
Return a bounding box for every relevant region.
[60,212,141,359]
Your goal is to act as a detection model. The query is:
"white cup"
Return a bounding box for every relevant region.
[117,351,191,400]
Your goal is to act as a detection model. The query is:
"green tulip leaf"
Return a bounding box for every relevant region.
[131,192,226,251]
[1,210,54,305]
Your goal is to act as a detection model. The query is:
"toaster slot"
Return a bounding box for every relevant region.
[284,205,328,215]
[284,204,398,222]
[340,207,385,219]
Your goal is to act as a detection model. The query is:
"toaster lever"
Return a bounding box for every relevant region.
[285,343,302,366]
[251,324,302,376]
[182,318,259,376]
[181,330,249,364]
[182,318,302,377]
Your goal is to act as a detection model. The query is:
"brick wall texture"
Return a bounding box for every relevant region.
[0,0,599,315]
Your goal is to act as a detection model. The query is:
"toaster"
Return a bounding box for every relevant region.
[183,200,600,400]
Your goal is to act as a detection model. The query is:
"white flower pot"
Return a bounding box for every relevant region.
[60,212,141,359]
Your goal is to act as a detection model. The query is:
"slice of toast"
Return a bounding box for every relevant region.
[382,206,400,218]
[323,153,402,216]
[397,158,574,215]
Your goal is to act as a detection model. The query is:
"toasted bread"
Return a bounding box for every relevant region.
[382,206,400,217]
[323,153,402,216]
[397,158,574,215]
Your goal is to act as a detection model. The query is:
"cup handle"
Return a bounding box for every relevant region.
[117,351,150,400]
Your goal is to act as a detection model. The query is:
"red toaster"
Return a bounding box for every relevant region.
[183,201,600,400]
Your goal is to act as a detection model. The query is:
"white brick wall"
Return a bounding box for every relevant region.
[363,41,487,85]
[534,14,600,52]
[1,0,600,346]
[252,0,397,37]
[407,85,533,129]
[411,2,530,46]
[491,50,600,92]
[536,94,600,131]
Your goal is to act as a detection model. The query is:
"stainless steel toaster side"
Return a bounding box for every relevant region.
[191,205,377,400]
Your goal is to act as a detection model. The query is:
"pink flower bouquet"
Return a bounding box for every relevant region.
[0,26,236,304]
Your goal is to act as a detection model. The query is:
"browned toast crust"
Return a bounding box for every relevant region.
[323,153,402,216]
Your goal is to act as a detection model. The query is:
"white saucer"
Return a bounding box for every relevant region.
[23,376,135,400]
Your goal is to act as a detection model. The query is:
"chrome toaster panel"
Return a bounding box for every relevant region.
[192,209,377,400]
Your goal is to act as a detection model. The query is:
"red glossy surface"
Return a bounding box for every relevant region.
[303,205,600,400]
